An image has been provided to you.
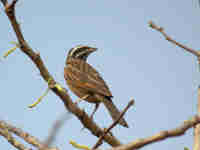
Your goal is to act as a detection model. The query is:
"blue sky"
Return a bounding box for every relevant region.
[0,0,200,150]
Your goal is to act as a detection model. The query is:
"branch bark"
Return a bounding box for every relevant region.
[0,0,121,147]
[149,21,200,57]
[93,100,134,150]
[0,126,30,150]
[109,116,200,150]
[193,87,200,150]
[0,120,58,150]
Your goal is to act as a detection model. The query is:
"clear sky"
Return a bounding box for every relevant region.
[0,0,200,150]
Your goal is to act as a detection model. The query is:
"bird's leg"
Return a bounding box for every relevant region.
[80,103,100,131]
[90,103,100,120]
[74,94,89,105]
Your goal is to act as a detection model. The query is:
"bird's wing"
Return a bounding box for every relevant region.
[65,59,112,97]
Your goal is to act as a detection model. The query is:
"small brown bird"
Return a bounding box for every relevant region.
[64,45,128,128]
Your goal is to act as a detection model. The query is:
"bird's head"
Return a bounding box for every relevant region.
[66,45,97,62]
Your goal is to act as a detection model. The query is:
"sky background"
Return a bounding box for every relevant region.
[0,0,200,150]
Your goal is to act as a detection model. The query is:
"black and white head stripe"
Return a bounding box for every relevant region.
[67,45,97,61]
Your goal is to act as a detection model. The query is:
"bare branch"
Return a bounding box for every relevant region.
[93,100,134,150]
[0,0,121,147]
[149,21,200,57]
[0,120,58,150]
[0,121,32,150]
[193,87,200,150]
[149,21,200,150]
[109,115,200,150]
[0,120,51,150]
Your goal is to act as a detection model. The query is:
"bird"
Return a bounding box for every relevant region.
[64,45,129,128]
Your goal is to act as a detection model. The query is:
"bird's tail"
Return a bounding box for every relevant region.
[103,99,129,128]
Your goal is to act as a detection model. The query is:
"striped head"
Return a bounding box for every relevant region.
[66,45,97,62]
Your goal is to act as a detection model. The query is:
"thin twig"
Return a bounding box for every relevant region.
[92,100,135,150]
[149,21,200,57]
[0,0,121,147]
[109,115,200,150]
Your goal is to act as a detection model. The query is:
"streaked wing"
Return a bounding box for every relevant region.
[65,59,112,97]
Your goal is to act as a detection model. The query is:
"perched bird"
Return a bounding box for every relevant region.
[64,45,129,128]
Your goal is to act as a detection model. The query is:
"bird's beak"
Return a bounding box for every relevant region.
[89,47,97,52]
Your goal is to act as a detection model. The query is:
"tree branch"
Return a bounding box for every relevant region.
[149,21,200,57]
[148,21,200,150]
[109,115,200,150]
[193,87,200,150]
[0,125,30,150]
[0,120,58,150]
[93,100,134,150]
[0,0,121,147]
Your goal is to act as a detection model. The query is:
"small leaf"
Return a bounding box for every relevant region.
[3,46,17,58]
[69,140,90,150]
[2,41,20,59]
[28,88,50,108]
